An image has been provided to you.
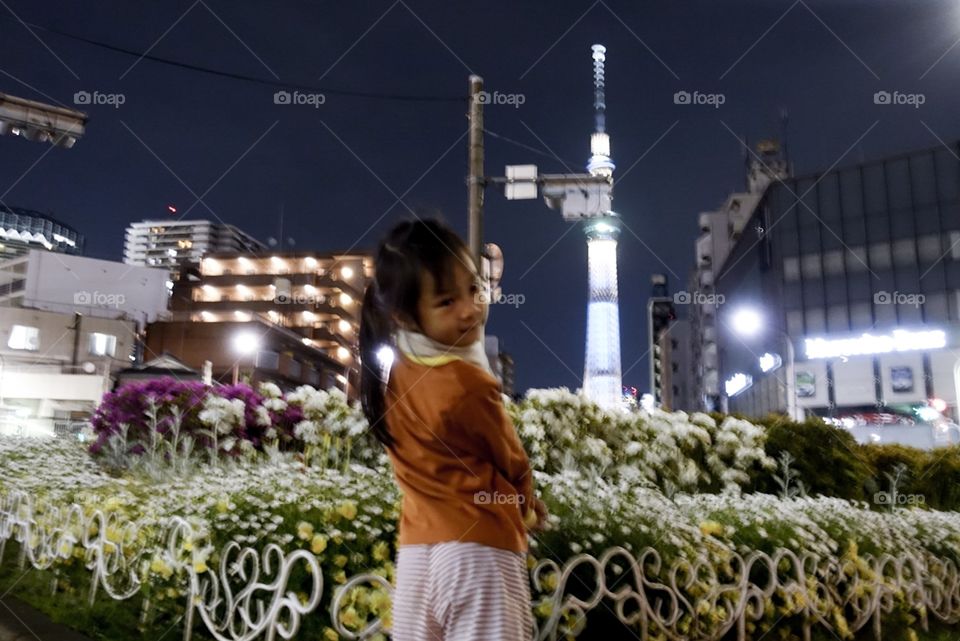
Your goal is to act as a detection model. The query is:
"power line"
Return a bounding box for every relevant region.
[1,15,467,104]
[483,128,580,167]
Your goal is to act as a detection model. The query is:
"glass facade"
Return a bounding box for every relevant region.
[716,143,960,418]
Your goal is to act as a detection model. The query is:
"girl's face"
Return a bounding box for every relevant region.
[414,253,485,347]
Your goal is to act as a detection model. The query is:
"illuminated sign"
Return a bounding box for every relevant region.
[804,329,946,359]
[725,372,752,397]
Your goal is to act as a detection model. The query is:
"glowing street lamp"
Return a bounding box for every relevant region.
[232,332,260,384]
[729,306,800,421]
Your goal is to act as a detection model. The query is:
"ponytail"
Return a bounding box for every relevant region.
[359,282,395,447]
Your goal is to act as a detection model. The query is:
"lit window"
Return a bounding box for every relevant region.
[8,325,39,351]
[88,333,117,357]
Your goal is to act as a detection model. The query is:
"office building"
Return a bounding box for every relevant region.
[716,141,960,422]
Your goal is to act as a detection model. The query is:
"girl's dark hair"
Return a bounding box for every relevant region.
[359,218,471,448]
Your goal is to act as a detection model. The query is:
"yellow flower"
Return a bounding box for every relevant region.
[182,540,194,552]
[311,534,328,554]
[334,570,347,584]
[338,501,358,520]
[193,561,208,574]
[369,590,391,614]
[699,520,724,537]
[297,521,315,541]
[334,554,349,568]
[215,498,230,514]
[106,525,124,544]
[323,628,339,641]
[372,541,390,562]
[535,600,553,618]
[341,606,360,628]
[150,556,173,580]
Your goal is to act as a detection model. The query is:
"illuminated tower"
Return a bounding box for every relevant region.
[581,45,623,408]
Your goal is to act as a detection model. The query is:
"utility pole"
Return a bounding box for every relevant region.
[467,75,484,267]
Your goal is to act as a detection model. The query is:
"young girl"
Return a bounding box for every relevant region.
[359,218,547,641]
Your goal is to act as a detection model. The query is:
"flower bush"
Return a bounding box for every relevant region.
[509,388,775,494]
[3,380,960,640]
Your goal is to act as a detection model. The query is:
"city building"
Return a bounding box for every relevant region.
[0,205,84,260]
[647,274,677,407]
[123,219,266,281]
[145,318,345,392]
[657,318,692,412]
[0,306,135,436]
[0,250,170,434]
[688,140,790,411]
[0,249,170,326]
[715,141,960,423]
[168,250,372,390]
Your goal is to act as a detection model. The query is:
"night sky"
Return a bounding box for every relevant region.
[2,0,959,395]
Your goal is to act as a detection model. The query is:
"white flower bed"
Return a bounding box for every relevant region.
[0,386,959,639]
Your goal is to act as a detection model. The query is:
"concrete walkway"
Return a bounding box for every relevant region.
[0,595,94,641]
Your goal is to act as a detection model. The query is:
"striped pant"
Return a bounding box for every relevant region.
[392,542,534,641]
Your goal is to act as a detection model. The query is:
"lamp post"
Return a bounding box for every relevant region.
[730,307,800,422]
[232,332,260,385]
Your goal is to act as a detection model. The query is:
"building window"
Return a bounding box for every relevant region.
[845,246,868,273]
[800,253,822,279]
[8,325,39,351]
[786,309,804,336]
[868,243,892,270]
[918,235,942,263]
[950,231,960,260]
[892,239,916,267]
[88,333,117,357]
[783,256,800,282]
[823,250,844,276]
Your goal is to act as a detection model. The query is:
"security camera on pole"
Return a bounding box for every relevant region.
[467,45,623,409]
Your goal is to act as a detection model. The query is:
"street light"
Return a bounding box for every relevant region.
[731,307,763,337]
[730,306,801,421]
[232,332,260,384]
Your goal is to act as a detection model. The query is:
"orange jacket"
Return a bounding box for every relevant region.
[384,353,536,553]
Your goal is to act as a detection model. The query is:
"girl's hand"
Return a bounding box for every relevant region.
[528,497,549,533]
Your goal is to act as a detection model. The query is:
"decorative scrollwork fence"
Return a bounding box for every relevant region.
[2,490,958,640]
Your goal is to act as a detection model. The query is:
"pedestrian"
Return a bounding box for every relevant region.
[359,217,548,641]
